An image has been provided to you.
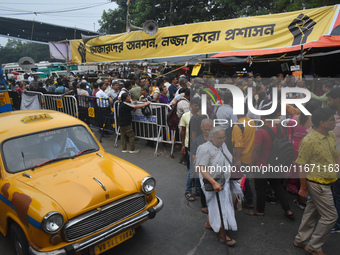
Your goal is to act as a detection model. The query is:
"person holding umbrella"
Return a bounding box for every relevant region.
[196,126,237,246]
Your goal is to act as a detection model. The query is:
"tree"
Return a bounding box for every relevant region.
[99,0,213,34]
[0,39,50,65]
[99,0,338,34]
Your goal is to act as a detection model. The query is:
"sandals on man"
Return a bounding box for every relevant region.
[305,245,327,255]
[293,241,306,249]
[185,194,195,202]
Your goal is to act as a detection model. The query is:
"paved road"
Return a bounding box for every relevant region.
[1,132,339,255]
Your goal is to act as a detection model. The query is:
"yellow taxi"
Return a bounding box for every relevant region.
[0,110,163,255]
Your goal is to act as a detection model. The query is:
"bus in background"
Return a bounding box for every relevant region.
[36,62,78,79]
[2,61,79,80]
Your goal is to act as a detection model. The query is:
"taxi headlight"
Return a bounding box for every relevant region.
[42,212,64,234]
[141,177,156,194]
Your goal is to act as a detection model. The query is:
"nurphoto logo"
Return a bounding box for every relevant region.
[199,83,312,128]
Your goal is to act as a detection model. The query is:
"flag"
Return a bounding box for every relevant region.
[127,0,130,6]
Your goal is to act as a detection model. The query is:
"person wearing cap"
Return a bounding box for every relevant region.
[79,79,92,95]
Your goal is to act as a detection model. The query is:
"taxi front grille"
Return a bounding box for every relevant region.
[63,193,146,241]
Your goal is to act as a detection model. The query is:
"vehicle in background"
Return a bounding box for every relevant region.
[78,64,98,73]
[36,62,78,79]
[1,63,22,75]
[50,71,69,79]
[2,62,79,80]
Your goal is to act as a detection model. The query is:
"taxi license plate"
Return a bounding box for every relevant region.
[94,229,135,255]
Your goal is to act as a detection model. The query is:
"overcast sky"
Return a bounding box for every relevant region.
[0,0,118,46]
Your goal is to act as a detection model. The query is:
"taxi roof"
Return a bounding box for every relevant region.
[0,110,84,140]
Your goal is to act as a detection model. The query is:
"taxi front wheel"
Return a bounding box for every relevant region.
[10,223,29,255]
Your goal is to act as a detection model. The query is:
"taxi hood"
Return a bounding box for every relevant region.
[18,154,139,219]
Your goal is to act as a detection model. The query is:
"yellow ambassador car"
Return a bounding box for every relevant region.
[0,110,163,255]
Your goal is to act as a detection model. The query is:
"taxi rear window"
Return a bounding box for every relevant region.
[2,125,99,173]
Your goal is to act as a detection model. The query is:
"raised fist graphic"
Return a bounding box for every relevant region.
[288,14,316,46]
[77,43,87,63]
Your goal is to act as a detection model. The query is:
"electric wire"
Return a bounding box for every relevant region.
[0,1,110,15]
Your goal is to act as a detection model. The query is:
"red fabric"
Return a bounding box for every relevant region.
[211,36,340,58]
[332,11,340,30]
[16,87,23,93]
[212,46,301,58]
[92,89,99,97]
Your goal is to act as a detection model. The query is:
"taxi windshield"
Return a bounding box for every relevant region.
[2,125,99,173]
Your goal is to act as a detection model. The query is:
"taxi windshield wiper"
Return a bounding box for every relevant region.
[30,149,97,170]
[32,155,74,169]
[33,157,69,169]
[75,148,97,157]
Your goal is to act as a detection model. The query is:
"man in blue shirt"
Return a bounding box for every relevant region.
[168,75,178,100]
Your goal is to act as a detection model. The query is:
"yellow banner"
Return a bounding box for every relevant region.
[71,5,338,63]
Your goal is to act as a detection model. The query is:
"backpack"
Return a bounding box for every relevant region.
[167,99,184,130]
[261,124,294,167]
[141,104,152,117]
[225,123,244,155]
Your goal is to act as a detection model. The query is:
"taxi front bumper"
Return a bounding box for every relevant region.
[29,196,163,255]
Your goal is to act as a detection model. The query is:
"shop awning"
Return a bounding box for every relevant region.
[211,35,340,58]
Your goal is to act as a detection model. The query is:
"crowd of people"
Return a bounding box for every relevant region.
[184,73,339,255]
[6,69,340,254]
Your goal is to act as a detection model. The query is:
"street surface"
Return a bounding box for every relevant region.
[1,131,339,255]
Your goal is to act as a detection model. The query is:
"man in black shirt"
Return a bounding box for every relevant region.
[118,93,150,153]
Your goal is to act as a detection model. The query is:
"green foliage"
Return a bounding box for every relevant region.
[0,39,50,65]
[99,0,337,34]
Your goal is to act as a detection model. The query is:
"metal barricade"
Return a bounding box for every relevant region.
[76,95,115,141]
[20,91,45,110]
[113,101,179,157]
[43,94,78,118]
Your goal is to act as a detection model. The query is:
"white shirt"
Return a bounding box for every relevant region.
[118,88,130,99]
[96,90,110,107]
[216,104,238,130]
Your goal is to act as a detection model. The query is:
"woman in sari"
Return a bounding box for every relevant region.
[196,126,237,246]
